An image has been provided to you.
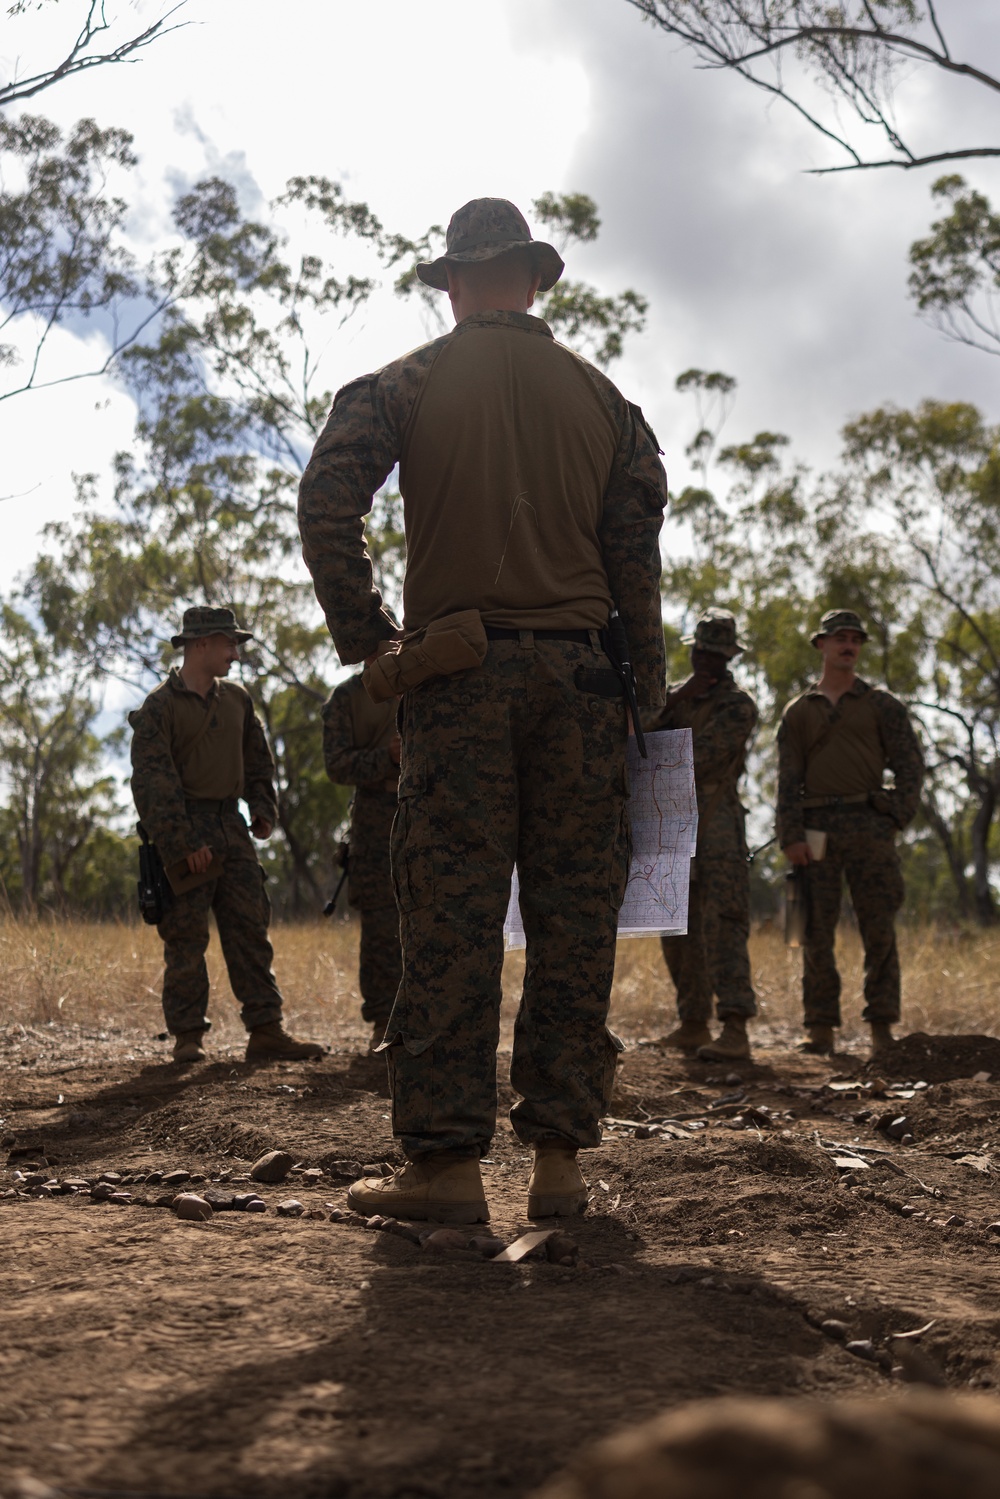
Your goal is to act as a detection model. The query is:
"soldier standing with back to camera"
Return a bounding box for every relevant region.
[777,610,924,1059]
[129,607,324,1064]
[321,671,401,1049]
[643,609,758,1062]
[298,197,668,1224]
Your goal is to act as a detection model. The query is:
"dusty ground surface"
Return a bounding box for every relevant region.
[4,1003,1000,1498]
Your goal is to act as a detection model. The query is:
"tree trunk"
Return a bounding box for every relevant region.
[969,781,997,926]
[920,791,970,918]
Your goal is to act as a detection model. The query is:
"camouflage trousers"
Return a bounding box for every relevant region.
[157,808,284,1036]
[801,806,905,1027]
[383,635,630,1159]
[357,902,402,1030]
[661,855,756,1022]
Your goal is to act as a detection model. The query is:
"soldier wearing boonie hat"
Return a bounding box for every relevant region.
[299,195,668,1225]
[643,608,758,1063]
[129,606,324,1064]
[776,608,923,1059]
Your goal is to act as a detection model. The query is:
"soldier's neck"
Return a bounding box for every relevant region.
[179,662,218,700]
[817,665,856,705]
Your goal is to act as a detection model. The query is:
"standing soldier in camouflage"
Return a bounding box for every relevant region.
[777,610,924,1059]
[298,197,668,1224]
[643,609,758,1062]
[321,672,401,1049]
[129,607,325,1064]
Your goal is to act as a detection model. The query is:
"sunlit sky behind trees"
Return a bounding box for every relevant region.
[1,0,997,583]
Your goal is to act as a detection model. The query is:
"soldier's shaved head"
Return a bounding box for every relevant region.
[445,248,542,322]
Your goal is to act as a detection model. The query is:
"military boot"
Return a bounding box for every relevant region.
[527,1142,589,1219]
[798,1024,836,1056]
[347,1152,489,1224]
[659,1020,713,1052]
[172,1030,206,1064]
[869,1022,895,1059]
[245,1021,325,1061]
[697,1015,751,1062]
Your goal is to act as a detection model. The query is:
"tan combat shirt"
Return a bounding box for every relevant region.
[322,673,398,793]
[297,310,669,706]
[776,676,924,847]
[399,319,619,632]
[128,668,278,864]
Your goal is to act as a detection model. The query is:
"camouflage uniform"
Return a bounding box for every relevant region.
[777,668,923,1028]
[299,239,667,1159]
[129,649,285,1038]
[321,674,401,1029]
[643,647,757,1024]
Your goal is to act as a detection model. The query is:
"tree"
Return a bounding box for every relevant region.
[0,601,119,912]
[12,170,648,914]
[909,174,1000,356]
[625,1,1000,173]
[0,112,147,403]
[1,0,185,109]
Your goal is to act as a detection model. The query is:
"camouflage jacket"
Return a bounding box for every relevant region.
[321,673,399,792]
[128,669,278,865]
[643,671,757,858]
[297,310,669,707]
[776,677,924,847]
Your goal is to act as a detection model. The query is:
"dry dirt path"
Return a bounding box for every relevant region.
[3,1025,1000,1498]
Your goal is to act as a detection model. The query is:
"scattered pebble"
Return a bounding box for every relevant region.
[250,1150,294,1184]
[421,1227,469,1254]
[162,1170,191,1187]
[276,1198,305,1217]
[172,1193,213,1221]
[845,1339,877,1362]
[820,1319,849,1341]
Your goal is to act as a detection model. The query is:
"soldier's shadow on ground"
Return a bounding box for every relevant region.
[6,1050,391,1171]
[76,1220,846,1499]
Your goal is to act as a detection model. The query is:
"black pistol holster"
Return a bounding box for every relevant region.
[137,824,173,925]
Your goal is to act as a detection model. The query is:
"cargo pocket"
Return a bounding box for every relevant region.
[391,753,435,913]
[601,1027,626,1113]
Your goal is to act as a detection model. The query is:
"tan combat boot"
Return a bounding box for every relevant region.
[347,1152,489,1224]
[798,1024,836,1056]
[869,1022,895,1059]
[697,1015,751,1062]
[659,1020,713,1051]
[245,1021,325,1061]
[172,1030,206,1064]
[527,1142,589,1219]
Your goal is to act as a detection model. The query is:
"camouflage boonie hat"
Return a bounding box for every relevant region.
[416,198,564,293]
[170,606,253,649]
[681,608,744,659]
[811,609,869,646]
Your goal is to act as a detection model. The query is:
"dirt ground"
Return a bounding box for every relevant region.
[4,944,1000,1499]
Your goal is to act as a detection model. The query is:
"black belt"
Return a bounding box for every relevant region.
[484,626,593,644]
[800,792,873,810]
[186,797,239,815]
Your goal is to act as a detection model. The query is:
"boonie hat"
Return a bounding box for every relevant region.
[681,608,745,660]
[416,198,564,293]
[811,609,869,647]
[170,606,253,650]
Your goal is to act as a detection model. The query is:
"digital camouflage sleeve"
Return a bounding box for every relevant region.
[241,699,279,829]
[869,689,924,830]
[321,681,397,788]
[128,695,198,867]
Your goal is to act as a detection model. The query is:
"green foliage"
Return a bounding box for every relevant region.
[0,113,138,392]
[909,176,1000,356]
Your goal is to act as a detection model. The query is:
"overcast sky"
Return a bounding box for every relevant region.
[1,0,997,595]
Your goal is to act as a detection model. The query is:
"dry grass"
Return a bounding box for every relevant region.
[2,916,1000,1054]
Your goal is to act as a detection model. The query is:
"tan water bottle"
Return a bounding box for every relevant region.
[785,869,807,948]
